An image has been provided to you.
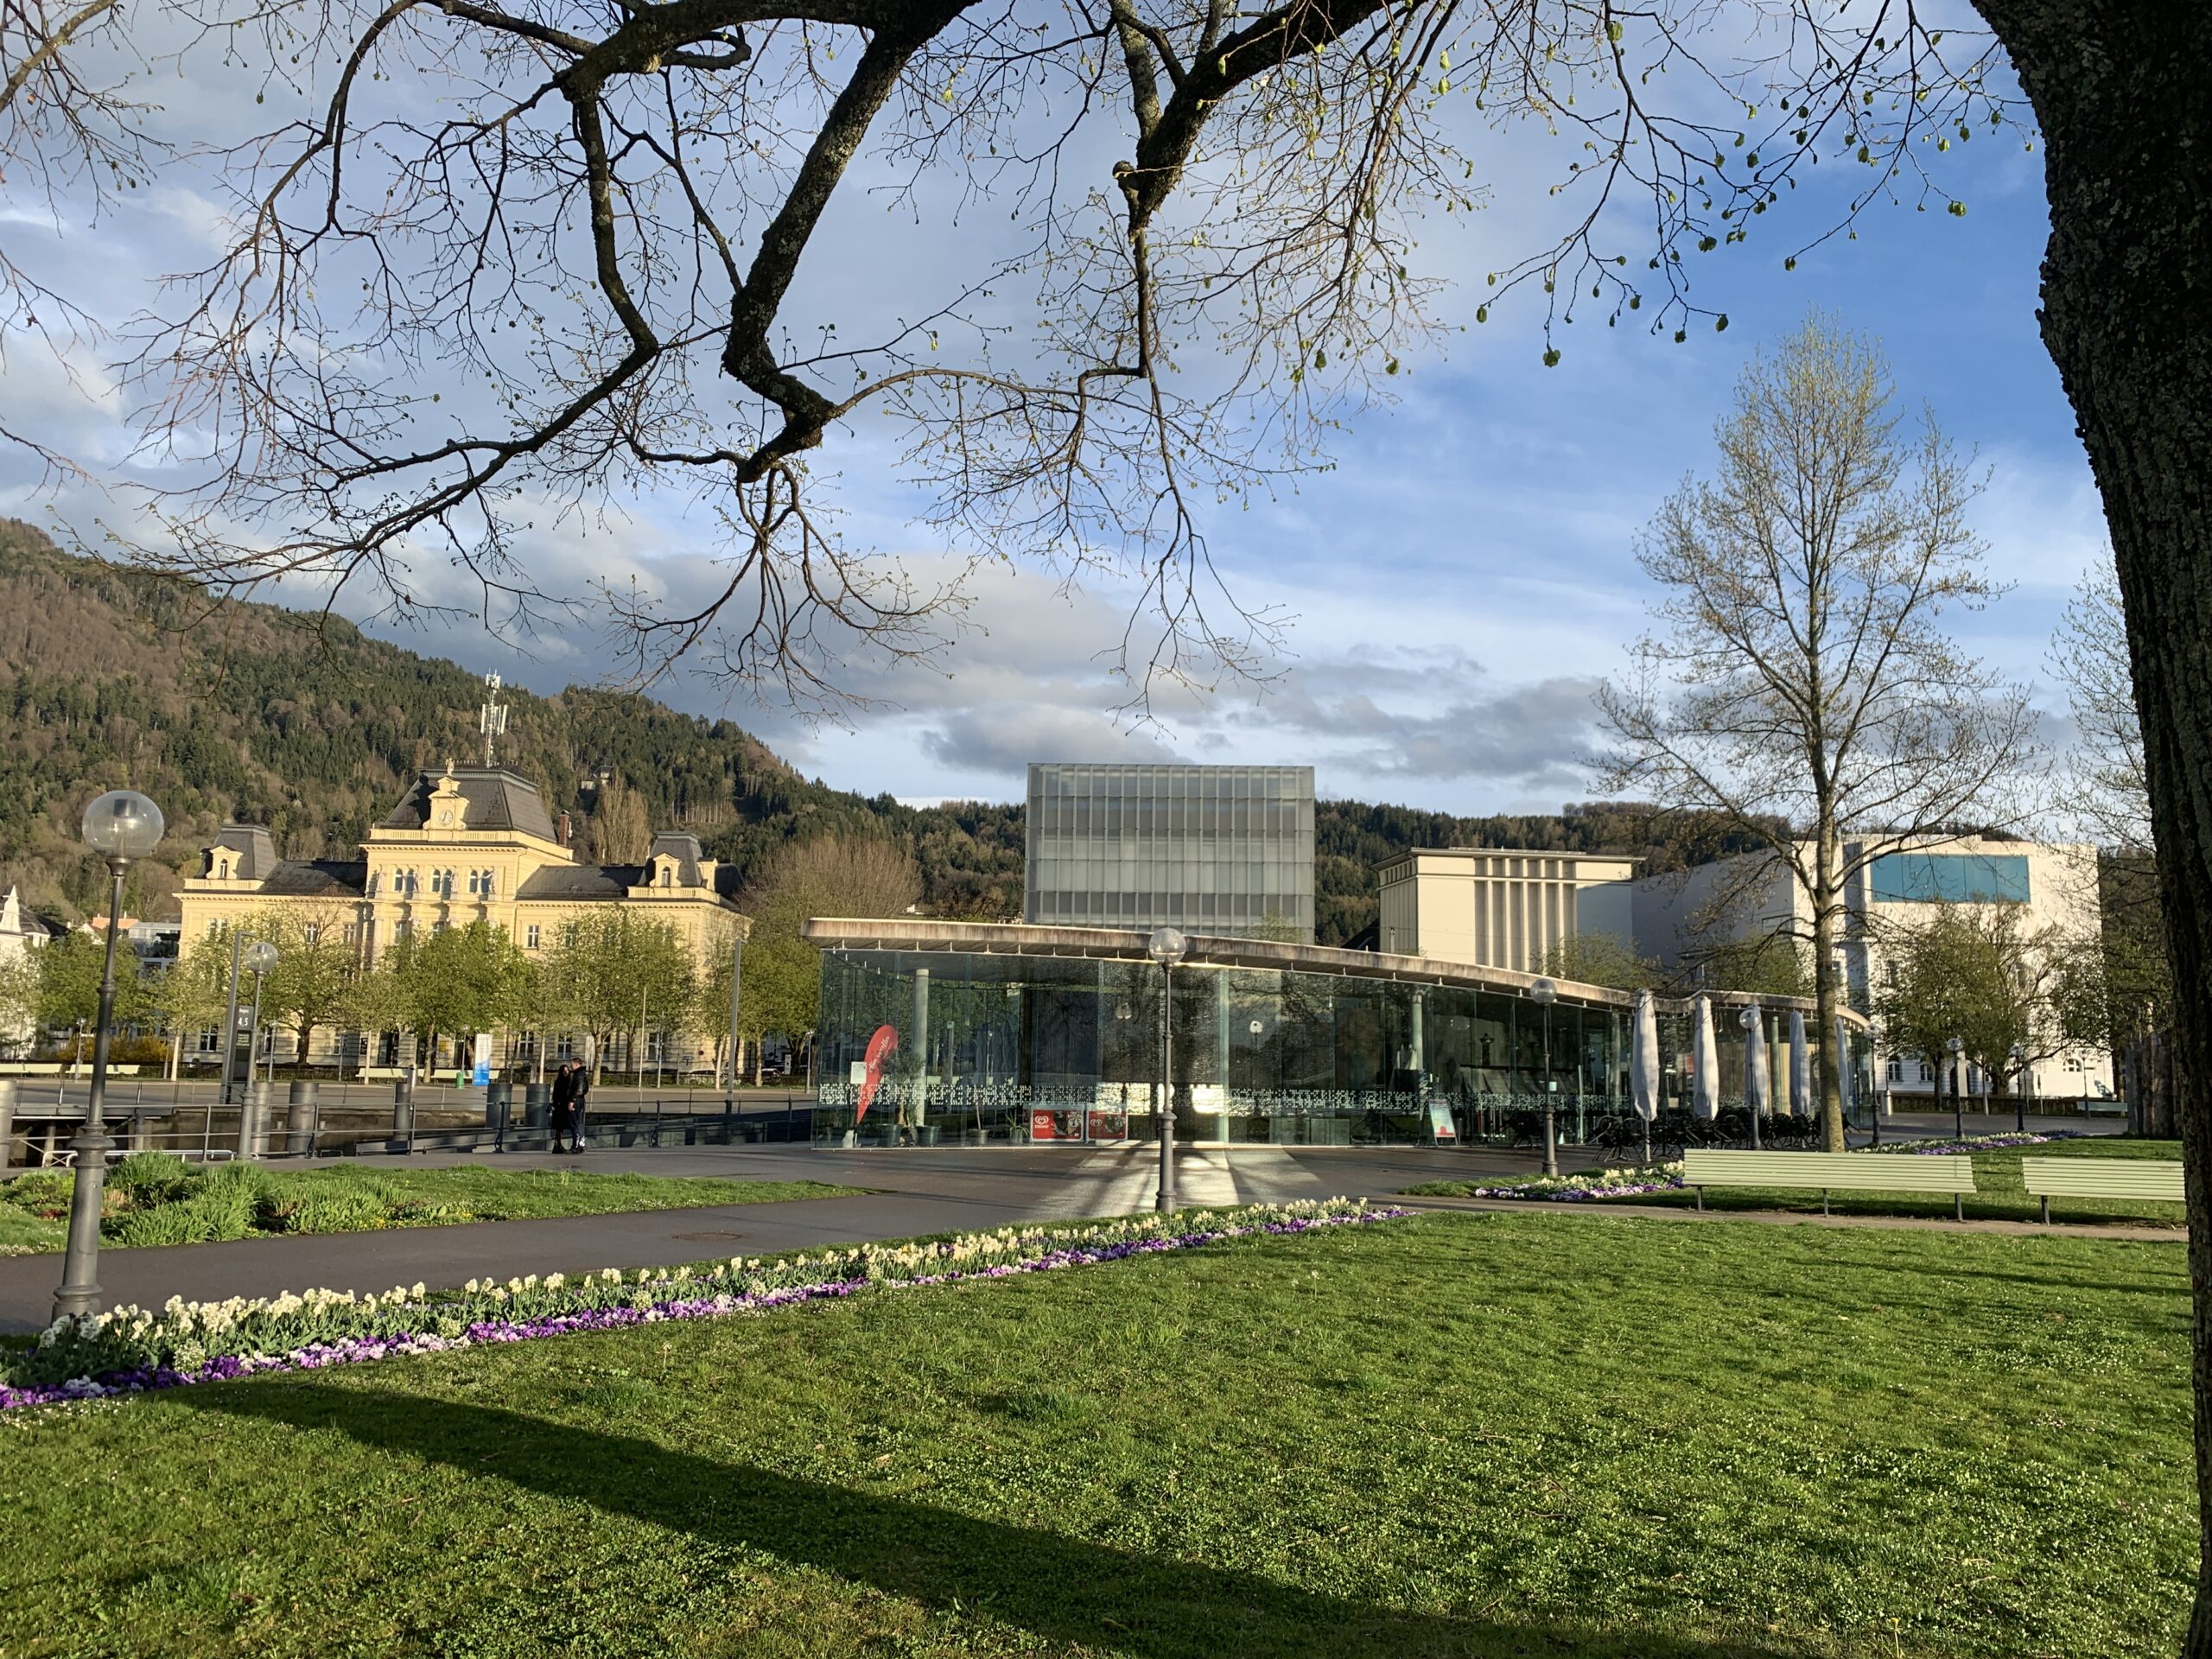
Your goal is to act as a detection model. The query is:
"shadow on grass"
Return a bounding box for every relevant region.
[180,1379,1795,1659]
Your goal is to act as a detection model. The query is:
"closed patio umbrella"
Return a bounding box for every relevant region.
[1631,989,1660,1122]
[1693,995,1720,1121]
[1789,1010,1811,1117]
[1632,988,1660,1163]
[1745,1007,1771,1122]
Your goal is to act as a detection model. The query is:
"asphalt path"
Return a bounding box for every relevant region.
[0,1142,1556,1331]
[0,1111,2127,1332]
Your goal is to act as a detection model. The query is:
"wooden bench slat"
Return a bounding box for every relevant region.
[2019,1160,2183,1201]
[1681,1150,1975,1194]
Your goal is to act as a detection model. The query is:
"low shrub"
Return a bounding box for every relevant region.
[272,1192,394,1235]
[109,1152,197,1210]
[0,1171,74,1218]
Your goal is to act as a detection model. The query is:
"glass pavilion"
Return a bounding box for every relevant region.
[807,920,1872,1148]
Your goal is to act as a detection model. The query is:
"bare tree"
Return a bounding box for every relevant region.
[588,775,653,865]
[2050,556,2171,1068]
[1597,314,2037,1154]
[14,0,2212,1635]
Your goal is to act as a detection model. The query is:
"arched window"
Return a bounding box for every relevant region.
[660,864,673,888]
[217,858,230,880]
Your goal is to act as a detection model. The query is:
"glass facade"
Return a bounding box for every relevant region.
[813,939,1873,1147]
[1024,763,1317,941]
[1866,851,2031,904]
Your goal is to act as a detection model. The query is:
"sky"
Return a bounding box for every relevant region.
[0,13,2105,817]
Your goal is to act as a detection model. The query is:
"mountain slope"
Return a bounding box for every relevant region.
[0,521,1751,940]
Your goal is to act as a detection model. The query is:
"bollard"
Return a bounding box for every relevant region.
[0,1078,15,1176]
[389,1077,416,1154]
[486,1082,512,1154]
[235,1080,264,1160]
[286,1081,319,1157]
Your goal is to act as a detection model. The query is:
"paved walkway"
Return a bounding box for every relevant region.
[0,1119,2145,1332]
[0,1143,1549,1331]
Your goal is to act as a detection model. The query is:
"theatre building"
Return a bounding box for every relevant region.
[803,918,1869,1147]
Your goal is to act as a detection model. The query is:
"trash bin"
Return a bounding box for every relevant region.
[0,1079,16,1175]
[389,1077,416,1154]
[523,1083,550,1131]
[286,1081,319,1158]
[248,1082,280,1160]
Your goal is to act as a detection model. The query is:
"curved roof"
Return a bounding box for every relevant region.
[798,917,1856,1022]
[382,766,558,842]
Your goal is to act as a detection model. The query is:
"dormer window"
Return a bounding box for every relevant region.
[660,864,674,889]
[217,858,231,880]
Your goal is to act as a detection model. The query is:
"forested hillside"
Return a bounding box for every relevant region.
[0,521,1742,943]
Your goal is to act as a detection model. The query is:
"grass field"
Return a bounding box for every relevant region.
[0,1156,860,1255]
[1407,1136,2187,1227]
[0,1210,2188,1657]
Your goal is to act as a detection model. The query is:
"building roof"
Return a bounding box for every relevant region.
[1,887,54,939]
[648,832,705,887]
[209,824,281,880]
[798,917,1858,1023]
[381,766,559,842]
[260,860,369,899]
[515,864,644,901]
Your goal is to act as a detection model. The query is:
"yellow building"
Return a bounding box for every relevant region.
[175,762,748,1071]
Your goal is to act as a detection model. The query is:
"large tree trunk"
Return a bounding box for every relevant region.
[1977,3,2212,1649]
[1813,827,1847,1153]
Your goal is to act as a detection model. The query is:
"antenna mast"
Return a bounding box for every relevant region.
[479,673,508,769]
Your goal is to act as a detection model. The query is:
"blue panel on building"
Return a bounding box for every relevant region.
[1866,852,2031,904]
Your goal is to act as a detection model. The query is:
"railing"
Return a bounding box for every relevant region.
[0,1080,815,1169]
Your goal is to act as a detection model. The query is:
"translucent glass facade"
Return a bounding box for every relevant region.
[1025,764,1316,942]
[813,938,1874,1147]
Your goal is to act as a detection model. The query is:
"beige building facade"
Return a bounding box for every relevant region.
[1375,849,1641,975]
[1630,836,2113,1102]
[175,764,747,1069]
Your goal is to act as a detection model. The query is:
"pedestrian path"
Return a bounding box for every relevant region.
[0,1135,2156,1334]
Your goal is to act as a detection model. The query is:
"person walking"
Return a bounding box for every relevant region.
[550,1059,579,1155]
[569,1059,591,1154]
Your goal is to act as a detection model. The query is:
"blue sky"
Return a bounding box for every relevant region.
[0,22,2103,816]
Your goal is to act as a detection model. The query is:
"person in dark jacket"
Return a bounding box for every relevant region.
[550,1060,579,1154]
[568,1061,591,1154]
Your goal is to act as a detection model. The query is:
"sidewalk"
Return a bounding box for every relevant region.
[0,1134,2157,1333]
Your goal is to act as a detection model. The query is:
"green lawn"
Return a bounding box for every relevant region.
[0,1155,861,1254]
[0,1211,2188,1657]
[1408,1137,2187,1228]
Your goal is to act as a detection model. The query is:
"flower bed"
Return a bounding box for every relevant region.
[1404,1165,1687,1202]
[1867,1130,2087,1156]
[1,1199,1401,1412]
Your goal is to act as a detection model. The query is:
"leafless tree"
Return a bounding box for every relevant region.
[1596,313,2038,1154]
[14,0,2212,1638]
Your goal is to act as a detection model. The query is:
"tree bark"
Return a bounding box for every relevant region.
[1976,3,2212,1650]
[1813,827,1847,1152]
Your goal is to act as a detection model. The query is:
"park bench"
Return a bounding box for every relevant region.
[1681,1149,1978,1219]
[2019,1157,2183,1223]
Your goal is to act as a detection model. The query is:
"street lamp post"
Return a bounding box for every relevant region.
[1529,977,1559,1178]
[53,790,165,1323]
[1866,1021,1885,1148]
[1945,1034,1965,1141]
[1147,928,1187,1213]
[1738,1003,1764,1151]
[236,941,279,1159]
[2010,1042,2029,1135]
